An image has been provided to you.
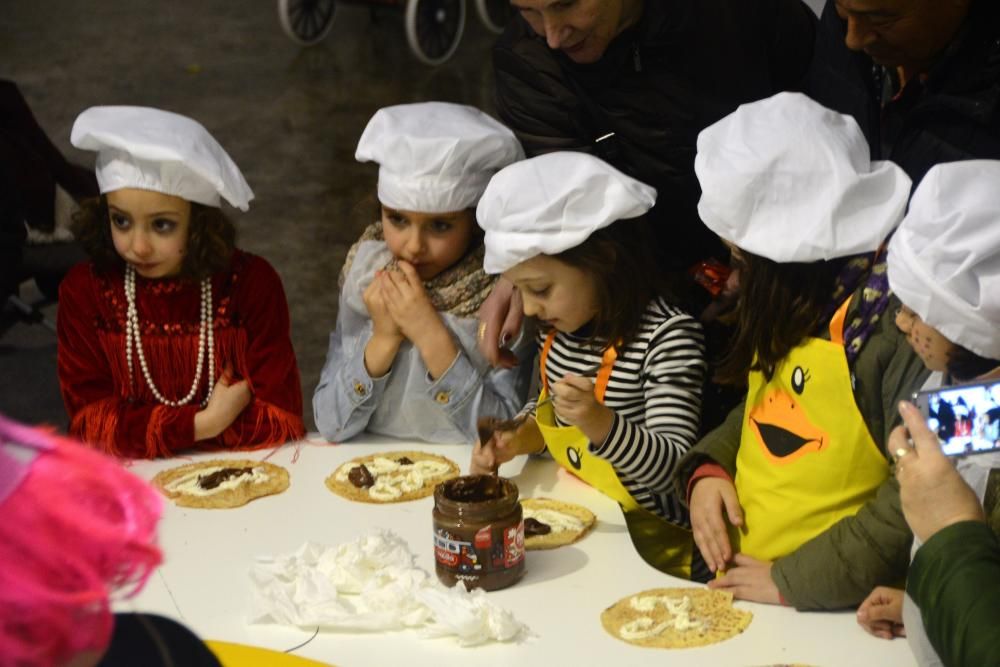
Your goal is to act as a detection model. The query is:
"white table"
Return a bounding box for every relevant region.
[116,437,917,666]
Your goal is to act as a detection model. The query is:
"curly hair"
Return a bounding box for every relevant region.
[71,195,236,280]
[553,215,683,351]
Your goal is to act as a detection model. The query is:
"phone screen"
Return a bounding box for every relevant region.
[913,380,1000,457]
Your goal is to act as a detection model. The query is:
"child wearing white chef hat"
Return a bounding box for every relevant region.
[855,161,1000,665]
[679,92,930,610]
[472,151,708,580]
[313,102,533,445]
[60,106,304,458]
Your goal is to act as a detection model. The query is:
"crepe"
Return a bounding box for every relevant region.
[152,459,289,509]
[521,497,596,549]
[325,450,460,503]
[600,587,752,648]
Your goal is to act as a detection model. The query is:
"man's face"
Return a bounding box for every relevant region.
[834,0,970,71]
[510,0,639,64]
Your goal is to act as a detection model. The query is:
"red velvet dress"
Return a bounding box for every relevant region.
[57,250,305,457]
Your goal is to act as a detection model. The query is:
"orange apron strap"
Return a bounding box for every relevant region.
[593,345,618,402]
[539,331,618,402]
[828,297,852,347]
[539,331,556,393]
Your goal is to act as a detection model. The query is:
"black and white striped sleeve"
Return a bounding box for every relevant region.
[590,312,705,494]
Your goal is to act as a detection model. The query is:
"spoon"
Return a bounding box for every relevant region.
[476,361,604,470]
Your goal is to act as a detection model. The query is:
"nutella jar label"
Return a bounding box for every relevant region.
[434,531,483,574]
[501,523,525,569]
[433,475,526,591]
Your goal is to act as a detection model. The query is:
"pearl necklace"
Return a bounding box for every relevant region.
[124,265,214,407]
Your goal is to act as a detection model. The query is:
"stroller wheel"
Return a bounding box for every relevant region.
[279,0,337,45]
[474,0,512,34]
[405,0,466,66]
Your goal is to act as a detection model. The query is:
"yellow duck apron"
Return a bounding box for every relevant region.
[733,298,889,561]
[536,332,694,578]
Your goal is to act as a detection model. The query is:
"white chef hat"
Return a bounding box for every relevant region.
[476,152,657,274]
[355,102,524,214]
[695,92,911,262]
[71,106,253,211]
[888,161,1000,360]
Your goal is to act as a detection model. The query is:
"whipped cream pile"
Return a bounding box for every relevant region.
[249,530,527,646]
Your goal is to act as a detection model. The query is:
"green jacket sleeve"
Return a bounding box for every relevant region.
[771,476,912,609]
[675,397,745,500]
[909,521,1000,667]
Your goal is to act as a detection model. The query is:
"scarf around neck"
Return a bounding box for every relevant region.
[339,221,496,318]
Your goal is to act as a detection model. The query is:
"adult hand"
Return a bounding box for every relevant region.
[196,367,252,439]
[707,554,781,605]
[362,274,403,342]
[690,476,744,572]
[477,278,523,369]
[856,586,906,640]
[552,375,613,444]
[893,401,985,543]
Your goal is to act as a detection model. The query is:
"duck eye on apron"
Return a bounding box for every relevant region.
[566,446,583,470]
[791,365,808,394]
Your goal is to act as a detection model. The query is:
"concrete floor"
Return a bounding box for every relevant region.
[1,0,500,430]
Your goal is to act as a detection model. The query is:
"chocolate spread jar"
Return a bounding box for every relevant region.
[433,475,525,591]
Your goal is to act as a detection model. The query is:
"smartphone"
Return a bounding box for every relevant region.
[913,379,1000,457]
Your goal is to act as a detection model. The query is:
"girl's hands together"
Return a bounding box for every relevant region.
[363,276,403,342]
[379,262,443,345]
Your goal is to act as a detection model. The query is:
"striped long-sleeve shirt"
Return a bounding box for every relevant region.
[534,297,706,526]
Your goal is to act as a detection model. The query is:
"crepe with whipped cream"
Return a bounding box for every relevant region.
[325,450,460,503]
[521,497,596,550]
[153,459,289,509]
[601,588,752,648]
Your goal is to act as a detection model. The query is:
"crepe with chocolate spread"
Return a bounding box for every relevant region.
[152,459,289,509]
[601,588,752,649]
[325,450,460,503]
[521,497,596,550]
